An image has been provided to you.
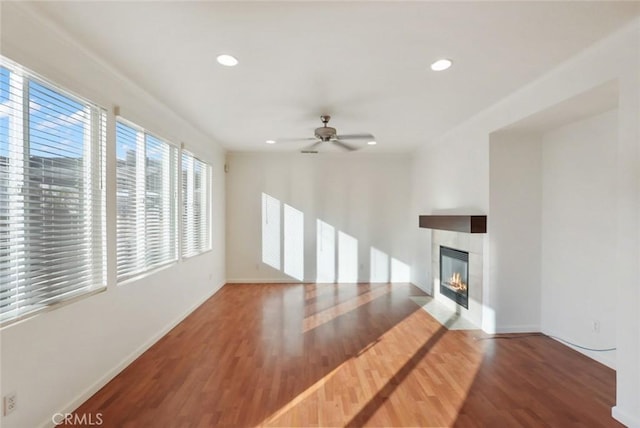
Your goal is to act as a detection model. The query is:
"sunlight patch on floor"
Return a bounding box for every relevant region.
[302,285,391,333]
[410,296,480,330]
[261,306,484,427]
[259,360,350,426]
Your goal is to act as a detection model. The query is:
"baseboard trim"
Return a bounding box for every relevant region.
[612,405,640,427]
[495,325,540,334]
[410,282,431,295]
[541,328,616,369]
[226,278,307,284]
[39,282,225,428]
[226,279,418,285]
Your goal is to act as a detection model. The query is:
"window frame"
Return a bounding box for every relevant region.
[0,56,107,326]
[180,150,211,259]
[115,117,179,283]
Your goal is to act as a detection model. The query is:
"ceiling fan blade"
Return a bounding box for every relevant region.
[333,140,358,151]
[276,137,317,143]
[335,133,375,141]
[301,141,323,153]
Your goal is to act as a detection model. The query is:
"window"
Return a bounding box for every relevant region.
[116,120,177,281]
[181,151,210,258]
[0,57,106,324]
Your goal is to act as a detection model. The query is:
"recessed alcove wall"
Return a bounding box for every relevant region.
[489,80,619,367]
[488,131,542,333]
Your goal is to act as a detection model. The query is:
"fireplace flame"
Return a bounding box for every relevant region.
[446,272,467,292]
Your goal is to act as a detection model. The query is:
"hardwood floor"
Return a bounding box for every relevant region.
[68,283,620,427]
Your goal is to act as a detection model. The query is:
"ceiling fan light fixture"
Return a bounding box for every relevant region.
[216,54,239,67]
[265,140,276,144]
[367,141,377,145]
[430,58,452,71]
[282,116,374,153]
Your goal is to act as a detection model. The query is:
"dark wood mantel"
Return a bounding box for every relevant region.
[419,215,487,233]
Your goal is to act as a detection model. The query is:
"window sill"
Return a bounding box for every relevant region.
[181,247,213,261]
[0,286,107,330]
[117,260,178,287]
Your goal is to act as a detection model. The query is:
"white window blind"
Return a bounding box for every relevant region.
[116,120,177,281]
[0,57,106,324]
[181,151,210,258]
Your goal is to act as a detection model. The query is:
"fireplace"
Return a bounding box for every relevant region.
[439,246,469,309]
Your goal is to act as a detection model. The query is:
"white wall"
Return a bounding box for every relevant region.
[0,4,226,428]
[486,109,619,364]
[489,132,542,333]
[541,110,618,368]
[410,131,489,292]
[410,19,639,425]
[226,153,412,284]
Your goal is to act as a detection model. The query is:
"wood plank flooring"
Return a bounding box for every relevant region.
[67,283,620,427]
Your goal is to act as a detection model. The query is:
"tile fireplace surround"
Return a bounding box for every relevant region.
[431,229,485,328]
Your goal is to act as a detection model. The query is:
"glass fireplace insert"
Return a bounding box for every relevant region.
[439,246,469,309]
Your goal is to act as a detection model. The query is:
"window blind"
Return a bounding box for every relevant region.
[181,151,210,258]
[116,120,177,281]
[0,57,106,324]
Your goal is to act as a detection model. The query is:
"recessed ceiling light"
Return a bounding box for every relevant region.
[217,54,238,67]
[430,58,452,71]
[367,141,377,145]
[265,140,276,144]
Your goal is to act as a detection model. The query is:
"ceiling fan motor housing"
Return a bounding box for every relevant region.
[315,126,337,141]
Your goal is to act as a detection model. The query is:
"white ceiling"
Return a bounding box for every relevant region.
[31,1,640,153]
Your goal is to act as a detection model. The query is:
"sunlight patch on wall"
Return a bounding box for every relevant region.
[370,247,389,283]
[390,257,410,282]
[317,219,335,282]
[262,192,281,269]
[284,204,304,281]
[338,231,358,283]
[262,193,406,285]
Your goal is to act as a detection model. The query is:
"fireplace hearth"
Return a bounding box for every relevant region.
[440,246,469,309]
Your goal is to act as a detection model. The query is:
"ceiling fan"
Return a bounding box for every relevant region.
[278,115,375,153]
